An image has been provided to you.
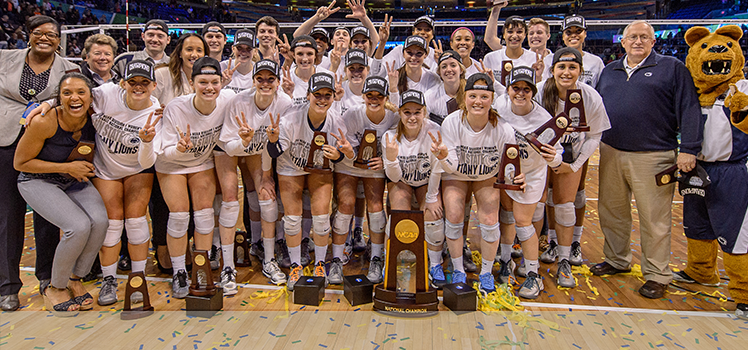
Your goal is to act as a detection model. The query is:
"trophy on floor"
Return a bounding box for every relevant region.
[234,230,251,267]
[185,250,223,318]
[525,112,570,154]
[373,210,438,317]
[304,131,331,173]
[354,129,378,169]
[500,60,513,86]
[121,271,154,320]
[564,89,590,132]
[494,143,522,190]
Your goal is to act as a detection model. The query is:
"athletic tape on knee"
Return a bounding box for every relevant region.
[574,189,586,209]
[246,191,260,212]
[368,210,386,234]
[125,216,150,245]
[213,194,222,213]
[533,202,546,223]
[546,188,554,207]
[356,181,365,199]
[444,219,464,240]
[167,212,190,238]
[480,222,500,243]
[284,215,302,236]
[193,208,215,235]
[425,220,445,246]
[333,212,353,235]
[258,199,278,222]
[219,201,240,228]
[102,219,124,247]
[312,214,331,236]
[516,225,536,242]
[555,202,576,227]
[499,208,515,225]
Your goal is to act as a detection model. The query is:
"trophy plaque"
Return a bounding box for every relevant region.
[564,89,590,132]
[121,271,154,320]
[344,275,373,306]
[525,112,570,154]
[655,164,679,186]
[494,143,522,190]
[500,60,513,86]
[186,250,223,318]
[354,129,378,169]
[234,230,251,267]
[65,140,95,163]
[442,282,477,313]
[446,98,459,114]
[373,210,438,317]
[293,276,326,306]
[304,131,331,173]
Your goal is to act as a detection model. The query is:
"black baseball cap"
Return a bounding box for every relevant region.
[191,56,222,79]
[465,73,494,92]
[253,59,280,77]
[404,35,428,51]
[291,35,318,51]
[144,20,168,34]
[552,47,583,66]
[345,48,368,67]
[351,26,370,39]
[563,15,586,31]
[438,50,462,65]
[124,59,155,81]
[363,76,388,96]
[202,22,226,37]
[414,16,434,29]
[508,66,537,95]
[678,165,711,197]
[310,27,330,43]
[234,29,255,48]
[308,72,335,93]
[400,89,426,107]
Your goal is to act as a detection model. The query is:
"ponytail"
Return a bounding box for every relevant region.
[541,76,560,116]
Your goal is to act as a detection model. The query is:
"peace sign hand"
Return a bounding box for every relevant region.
[330,128,354,159]
[329,46,342,72]
[531,52,545,82]
[236,111,255,147]
[315,1,340,21]
[478,58,495,84]
[176,124,193,153]
[139,111,162,143]
[384,133,399,162]
[281,66,295,96]
[222,57,237,87]
[385,60,399,91]
[276,34,292,62]
[334,73,344,101]
[266,113,280,143]
[428,131,448,160]
[378,14,392,43]
[432,39,444,65]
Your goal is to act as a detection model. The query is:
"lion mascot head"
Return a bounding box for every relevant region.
[685,25,745,107]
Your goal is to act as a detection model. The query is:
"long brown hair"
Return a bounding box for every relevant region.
[541,58,584,116]
[167,33,208,97]
[436,59,467,110]
[460,79,499,127]
[397,51,431,93]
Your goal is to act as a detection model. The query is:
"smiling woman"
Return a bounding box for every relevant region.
[153,33,208,106]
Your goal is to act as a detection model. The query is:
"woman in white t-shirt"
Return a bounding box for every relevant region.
[382,90,447,288]
[535,48,611,288]
[281,35,334,105]
[425,51,466,126]
[437,73,519,295]
[267,72,346,291]
[449,27,481,77]
[333,76,399,285]
[155,57,235,298]
[387,36,440,94]
[220,29,257,93]
[153,33,207,106]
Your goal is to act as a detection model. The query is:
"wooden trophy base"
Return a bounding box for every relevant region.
[121,306,154,320]
[567,125,590,132]
[494,180,522,191]
[121,271,154,320]
[442,282,477,314]
[186,288,224,318]
[373,285,438,317]
[353,161,369,169]
[525,134,544,155]
[303,166,333,174]
[293,276,326,306]
[343,275,373,306]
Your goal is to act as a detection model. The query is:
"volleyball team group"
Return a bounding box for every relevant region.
[2,1,698,316]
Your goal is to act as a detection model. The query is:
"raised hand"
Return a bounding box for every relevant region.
[478,58,495,84]
[266,113,280,143]
[345,0,366,21]
[378,14,392,43]
[490,0,509,9]
[432,39,444,65]
[329,46,343,72]
[138,111,162,143]
[330,128,353,159]
[66,160,95,182]
[222,57,237,87]
[276,34,292,63]
[315,1,340,21]
[235,111,255,147]
[176,124,193,153]
[385,60,399,91]
[384,133,399,162]
[281,66,295,96]
[428,131,447,160]
[334,73,344,101]
[531,52,545,82]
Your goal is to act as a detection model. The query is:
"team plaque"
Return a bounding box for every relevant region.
[564,89,590,132]
[354,129,378,169]
[494,143,522,190]
[304,131,331,173]
[525,112,570,154]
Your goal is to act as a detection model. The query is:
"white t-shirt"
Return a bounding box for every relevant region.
[335,105,399,178]
[155,90,236,174]
[541,50,604,87]
[282,66,333,106]
[220,59,255,93]
[424,82,458,125]
[464,57,481,77]
[382,119,443,203]
[439,110,516,182]
[338,80,364,116]
[90,82,160,180]
[483,48,537,85]
[371,45,437,78]
[153,67,192,106]
[274,104,342,176]
[406,68,440,94]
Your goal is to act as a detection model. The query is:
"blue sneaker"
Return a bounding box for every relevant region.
[429,265,447,289]
[452,270,467,284]
[479,272,496,294]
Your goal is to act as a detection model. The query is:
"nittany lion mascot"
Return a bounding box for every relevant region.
[677,24,748,320]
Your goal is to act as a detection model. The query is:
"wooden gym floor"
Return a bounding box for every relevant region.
[2,153,747,349]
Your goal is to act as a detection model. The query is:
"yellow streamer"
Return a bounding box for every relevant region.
[249,286,290,319]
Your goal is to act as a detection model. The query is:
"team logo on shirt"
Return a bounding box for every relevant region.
[454,145,501,178]
[398,154,432,184]
[93,114,143,155]
[289,139,312,169]
[242,125,269,154]
[184,125,223,158]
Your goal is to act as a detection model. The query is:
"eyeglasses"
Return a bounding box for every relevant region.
[511,86,533,94]
[31,31,60,40]
[404,50,425,58]
[625,34,652,43]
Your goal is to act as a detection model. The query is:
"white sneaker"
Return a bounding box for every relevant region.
[570,241,583,266]
[518,271,544,299]
[262,259,287,285]
[220,266,238,296]
[540,240,558,264]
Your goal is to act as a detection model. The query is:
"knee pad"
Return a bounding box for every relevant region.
[425,220,445,246]
[356,181,365,199]
[284,215,302,236]
[302,190,311,211]
[480,222,500,243]
[516,225,536,242]
[532,202,545,223]
[219,201,240,228]
[167,212,190,238]
[333,212,353,235]
[258,199,278,222]
[554,202,576,227]
[213,194,222,213]
[574,189,586,209]
[193,208,215,235]
[102,219,124,247]
[546,188,554,207]
[125,216,150,245]
[246,190,260,212]
[499,208,515,225]
[312,214,331,236]
[444,219,464,240]
[368,210,386,234]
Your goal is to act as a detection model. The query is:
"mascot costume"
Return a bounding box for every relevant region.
[679,24,748,320]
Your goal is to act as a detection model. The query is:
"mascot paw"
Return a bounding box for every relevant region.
[726,84,748,112]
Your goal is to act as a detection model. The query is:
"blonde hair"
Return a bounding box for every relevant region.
[395,105,427,142]
[83,33,117,58]
[460,79,498,127]
[528,18,550,34]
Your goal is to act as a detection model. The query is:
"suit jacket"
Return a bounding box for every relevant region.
[0,49,80,146]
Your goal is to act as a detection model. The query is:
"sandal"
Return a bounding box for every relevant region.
[43,287,79,317]
[69,278,94,311]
